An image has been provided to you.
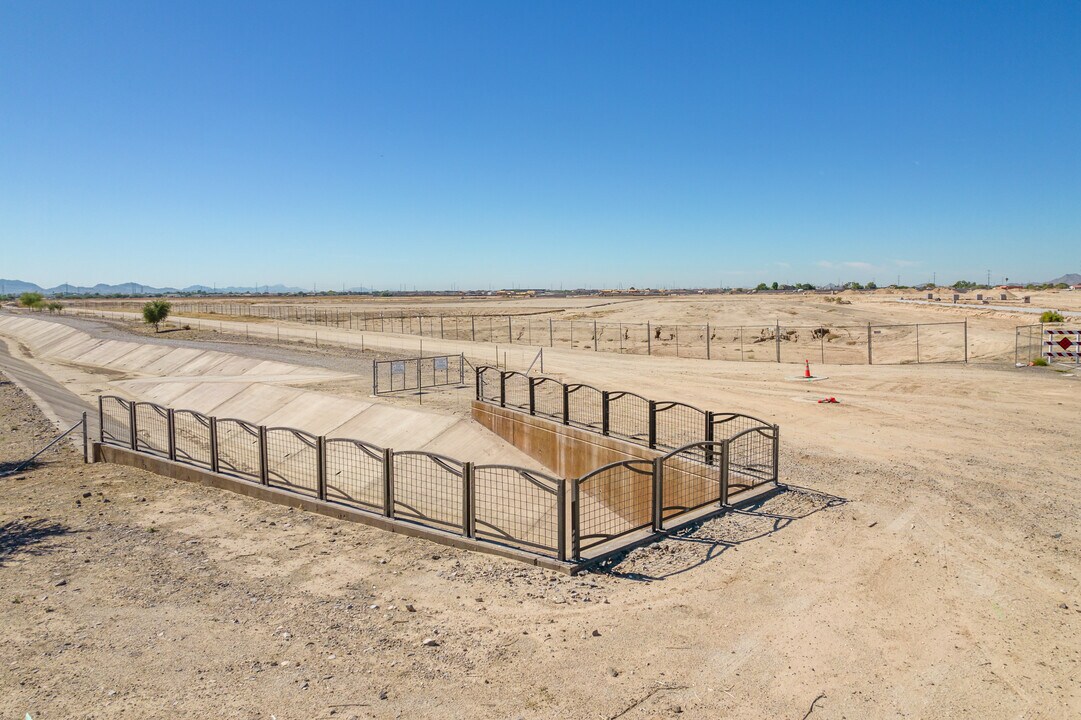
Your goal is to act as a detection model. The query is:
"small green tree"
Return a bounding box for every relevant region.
[46,301,64,314]
[755,282,768,291]
[142,299,171,331]
[1040,310,1064,323]
[18,291,44,310]
[771,281,779,290]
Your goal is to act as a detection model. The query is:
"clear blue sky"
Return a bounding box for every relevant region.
[2,1,1079,289]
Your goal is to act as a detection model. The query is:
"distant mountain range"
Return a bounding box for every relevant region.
[0,279,338,296]
[1050,273,1081,285]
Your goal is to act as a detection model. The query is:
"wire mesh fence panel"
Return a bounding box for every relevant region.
[654,401,707,451]
[711,413,771,442]
[576,460,654,552]
[1014,324,1044,364]
[728,427,776,491]
[822,325,870,365]
[417,355,464,389]
[606,392,650,444]
[265,427,319,496]
[594,323,618,354]
[912,322,967,363]
[649,324,680,356]
[777,325,830,365]
[532,377,564,420]
[325,439,385,510]
[134,402,170,457]
[660,442,724,520]
[473,466,562,556]
[173,410,212,468]
[216,418,262,482]
[100,396,132,447]
[731,325,771,362]
[679,325,710,359]
[392,452,464,531]
[707,326,748,361]
[502,372,531,411]
[477,366,501,403]
[867,324,919,365]
[566,384,603,431]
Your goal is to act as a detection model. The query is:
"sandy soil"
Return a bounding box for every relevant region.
[1,297,1079,719]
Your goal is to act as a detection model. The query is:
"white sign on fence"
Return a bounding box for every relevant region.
[391,361,405,374]
[434,356,448,371]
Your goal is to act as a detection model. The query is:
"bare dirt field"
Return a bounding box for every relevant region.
[1,294,1079,719]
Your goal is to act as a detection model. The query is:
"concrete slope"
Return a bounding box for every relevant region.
[0,314,545,471]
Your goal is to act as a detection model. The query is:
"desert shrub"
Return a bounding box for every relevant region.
[142,300,171,331]
[18,291,44,310]
[1040,310,1064,323]
[1031,357,1049,366]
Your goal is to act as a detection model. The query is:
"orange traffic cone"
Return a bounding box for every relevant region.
[804,359,812,378]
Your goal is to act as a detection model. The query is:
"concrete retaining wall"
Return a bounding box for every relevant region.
[471,400,658,478]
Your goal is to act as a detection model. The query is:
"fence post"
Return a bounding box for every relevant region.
[372,360,378,395]
[462,462,475,538]
[316,436,327,501]
[719,440,730,506]
[775,321,781,363]
[383,448,395,518]
[601,391,610,436]
[459,354,465,386]
[528,377,537,416]
[647,322,652,355]
[562,384,570,425]
[475,367,482,400]
[167,409,176,461]
[706,323,711,360]
[704,412,714,465]
[258,425,269,486]
[964,319,969,364]
[210,417,220,473]
[416,360,422,395]
[440,315,444,339]
[867,322,873,364]
[97,396,104,442]
[471,316,476,342]
[549,318,554,347]
[571,479,581,561]
[648,400,657,449]
[508,316,512,343]
[651,456,663,531]
[129,401,138,451]
[593,320,598,351]
[557,479,568,562]
[82,412,89,464]
[772,424,780,483]
[499,371,507,407]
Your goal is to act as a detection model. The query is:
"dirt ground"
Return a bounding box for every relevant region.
[1,295,1080,719]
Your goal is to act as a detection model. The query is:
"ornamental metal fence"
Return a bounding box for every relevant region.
[98,389,780,567]
[475,366,779,452]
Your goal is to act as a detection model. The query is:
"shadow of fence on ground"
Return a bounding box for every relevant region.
[0,518,73,566]
[594,485,848,581]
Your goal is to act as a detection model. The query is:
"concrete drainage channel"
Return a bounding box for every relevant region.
[94,382,781,573]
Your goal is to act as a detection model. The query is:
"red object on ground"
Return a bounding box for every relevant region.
[817,397,839,404]
[805,359,811,378]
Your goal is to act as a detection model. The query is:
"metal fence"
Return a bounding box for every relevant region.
[1015,323,1080,365]
[372,354,466,394]
[71,301,969,365]
[98,391,781,566]
[475,366,779,451]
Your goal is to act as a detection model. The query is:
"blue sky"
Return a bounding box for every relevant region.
[2,1,1079,289]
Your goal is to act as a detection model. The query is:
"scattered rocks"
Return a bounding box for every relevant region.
[422,638,440,647]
